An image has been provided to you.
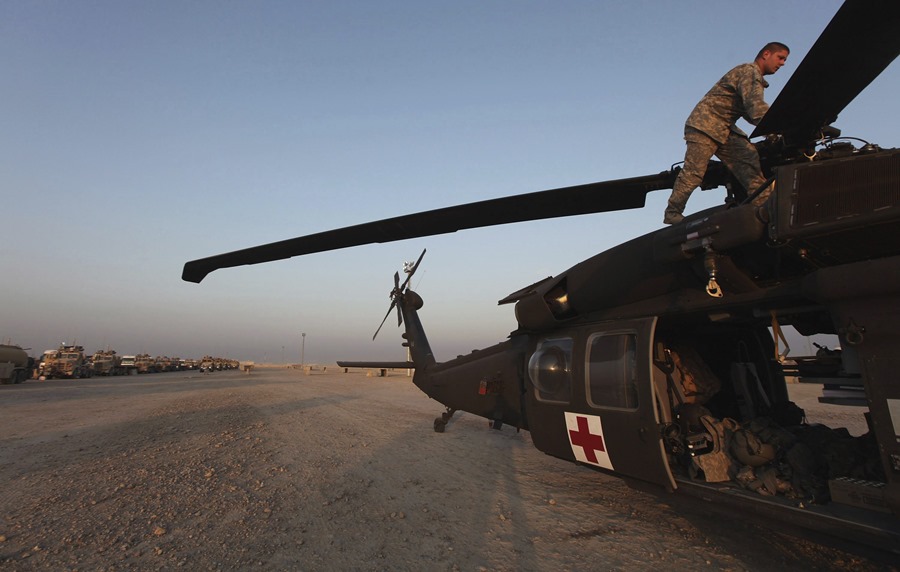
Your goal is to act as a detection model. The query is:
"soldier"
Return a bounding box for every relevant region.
[664,42,790,225]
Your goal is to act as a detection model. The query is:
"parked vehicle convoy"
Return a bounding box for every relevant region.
[0,344,33,384]
[40,345,91,379]
[4,341,229,380]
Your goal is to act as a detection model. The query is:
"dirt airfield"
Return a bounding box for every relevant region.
[0,366,895,571]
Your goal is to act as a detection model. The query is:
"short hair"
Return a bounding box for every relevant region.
[756,42,790,60]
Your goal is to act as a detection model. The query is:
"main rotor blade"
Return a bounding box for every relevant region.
[751,0,900,139]
[182,171,675,283]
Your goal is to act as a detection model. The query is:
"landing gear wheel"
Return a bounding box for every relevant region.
[433,408,456,432]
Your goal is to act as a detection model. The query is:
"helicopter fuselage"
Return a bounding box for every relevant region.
[385,147,900,549]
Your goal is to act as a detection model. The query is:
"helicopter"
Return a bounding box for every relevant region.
[184,0,900,551]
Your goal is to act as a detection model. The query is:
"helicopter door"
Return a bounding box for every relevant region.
[525,317,674,489]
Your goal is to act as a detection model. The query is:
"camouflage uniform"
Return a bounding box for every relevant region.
[665,63,771,223]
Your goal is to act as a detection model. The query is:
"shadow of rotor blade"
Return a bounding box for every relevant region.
[752,0,900,139]
[182,171,675,283]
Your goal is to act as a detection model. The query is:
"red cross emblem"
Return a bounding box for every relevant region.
[565,412,614,470]
[569,415,606,463]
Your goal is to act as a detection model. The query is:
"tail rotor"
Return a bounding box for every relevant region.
[372,249,426,340]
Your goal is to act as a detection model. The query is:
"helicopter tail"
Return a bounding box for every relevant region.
[334,288,435,372]
[337,249,437,372]
[394,287,437,370]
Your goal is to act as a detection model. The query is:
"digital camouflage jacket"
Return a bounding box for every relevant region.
[685,62,769,144]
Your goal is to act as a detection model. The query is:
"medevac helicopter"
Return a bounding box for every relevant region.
[184,0,900,551]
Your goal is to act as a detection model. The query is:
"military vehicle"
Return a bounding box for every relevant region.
[91,349,123,376]
[119,355,138,375]
[40,345,91,379]
[134,354,156,374]
[0,344,33,384]
[154,356,178,372]
[199,356,215,373]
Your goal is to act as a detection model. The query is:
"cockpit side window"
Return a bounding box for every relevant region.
[528,338,573,404]
[586,333,639,410]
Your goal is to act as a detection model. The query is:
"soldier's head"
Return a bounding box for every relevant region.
[756,42,790,75]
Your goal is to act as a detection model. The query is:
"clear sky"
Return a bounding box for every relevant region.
[2,1,897,364]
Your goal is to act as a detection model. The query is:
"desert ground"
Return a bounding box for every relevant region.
[0,366,895,571]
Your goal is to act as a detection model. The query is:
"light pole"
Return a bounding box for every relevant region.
[403,259,417,377]
[301,333,306,367]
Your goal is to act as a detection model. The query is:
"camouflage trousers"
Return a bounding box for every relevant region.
[666,127,769,216]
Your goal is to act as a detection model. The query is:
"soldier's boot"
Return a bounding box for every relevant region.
[663,208,684,225]
[664,190,690,225]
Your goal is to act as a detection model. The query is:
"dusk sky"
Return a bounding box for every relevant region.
[2,1,897,364]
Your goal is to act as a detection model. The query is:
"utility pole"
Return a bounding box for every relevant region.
[301,333,306,367]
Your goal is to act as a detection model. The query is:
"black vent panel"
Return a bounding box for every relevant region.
[793,150,900,227]
[772,149,900,264]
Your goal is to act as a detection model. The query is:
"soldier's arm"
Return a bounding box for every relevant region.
[737,67,769,126]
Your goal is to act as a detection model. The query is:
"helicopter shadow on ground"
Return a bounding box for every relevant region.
[321,404,898,571]
[2,370,299,405]
[655,482,900,570]
[244,371,876,571]
[12,371,260,399]
[0,386,356,482]
[257,394,543,570]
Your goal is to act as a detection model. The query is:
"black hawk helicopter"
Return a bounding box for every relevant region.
[184,0,900,550]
